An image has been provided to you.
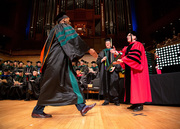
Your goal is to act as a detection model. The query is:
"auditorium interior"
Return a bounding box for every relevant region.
[0,0,180,129]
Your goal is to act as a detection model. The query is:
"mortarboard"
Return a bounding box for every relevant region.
[36,61,41,64]
[54,12,69,23]
[27,60,32,64]
[91,61,96,64]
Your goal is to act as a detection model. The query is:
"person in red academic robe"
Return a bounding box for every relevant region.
[111,31,152,111]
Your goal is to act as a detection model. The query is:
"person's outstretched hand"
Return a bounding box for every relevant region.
[110,46,118,55]
[88,48,98,59]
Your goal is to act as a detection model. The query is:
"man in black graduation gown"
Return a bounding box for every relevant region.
[24,61,36,80]
[9,61,14,73]
[97,38,123,106]
[10,70,27,99]
[25,70,40,101]
[87,61,99,84]
[35,61,42,75]
[79,59,89,75]
[32,12,97,118]
[17,61,24,72]
[0,69,13,99]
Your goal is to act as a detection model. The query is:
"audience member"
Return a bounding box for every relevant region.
[0,69,13,99]
[35,61,42,75]
[24,61,36,80]
[25,70,40,101]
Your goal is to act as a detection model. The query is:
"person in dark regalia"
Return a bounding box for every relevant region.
[2,60,9,72]
[12,61,25,78]
[0,69,13,99]
[76,68,87,90]
[79,59,89,75]
[17,61,24,72]
[86,61,98,84]
[0,58,3,71]
[96,38,123,106]
[9,61,15,75]
[25,70,40,101]
[35,61,42,75]
[10,70,27,99]
[90,61,98,72]
[111,31,152,111]
[24,61,36,80]
[31,12,98,118]
[13,60,19,68]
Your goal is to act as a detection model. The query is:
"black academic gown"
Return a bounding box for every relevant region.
[0,75,13,99]
[28,76,41,99]
[9,75,27,99]
[97,49,122,100]
[38,23,89,106]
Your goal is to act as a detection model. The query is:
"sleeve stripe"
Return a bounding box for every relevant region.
[60,33,78,46]
[128,53,141,60]
[127,56,141,64]
[130,49,142,56]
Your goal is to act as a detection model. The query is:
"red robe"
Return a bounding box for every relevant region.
[119,41,152,104]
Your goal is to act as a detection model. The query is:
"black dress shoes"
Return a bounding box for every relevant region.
[102,101,109,106]
[80,103,96,116]
[127,104,137,109]
[114,101,120,106]
[133,105,143,112]
[31,112,52,118]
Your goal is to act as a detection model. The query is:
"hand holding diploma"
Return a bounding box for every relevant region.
[113,59,123,65]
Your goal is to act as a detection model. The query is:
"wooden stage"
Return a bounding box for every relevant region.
[0,100,180,129]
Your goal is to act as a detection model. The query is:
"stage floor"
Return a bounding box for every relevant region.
[0,99,180,129]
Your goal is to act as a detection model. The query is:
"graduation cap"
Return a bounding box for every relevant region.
[54,12,69,23]
[36,61,41,64]
[18,61,24,64]
[91,61,96,64]
[27,60,32,64]
[4,60,8,63]
[105,38,111,42]
[129,31,138,36]
[80,59,85,63]
[127,31,139,41]
[14,60,18,62]
[3,69,9,72]
[9,60,13,63]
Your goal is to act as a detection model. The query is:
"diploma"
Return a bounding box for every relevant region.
[106,52,122,71]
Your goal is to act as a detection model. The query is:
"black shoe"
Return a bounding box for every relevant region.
[114,101,120,106]
[127,104,136,109]
[133,105,143,112]
[102,101,109,105]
